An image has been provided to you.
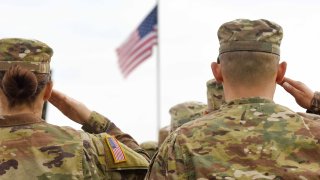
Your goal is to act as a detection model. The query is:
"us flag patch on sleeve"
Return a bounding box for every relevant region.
[105,136,126,163]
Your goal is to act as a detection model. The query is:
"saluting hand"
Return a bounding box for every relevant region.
[280,77,314,109]
[48,89,91,125]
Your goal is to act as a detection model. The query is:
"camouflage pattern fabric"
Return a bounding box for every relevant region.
[83,111,150,161]
[140,141,158,159]
[306,91,320,115]
[298,112,320,121]
[147,97,320,179]
[158,125,170,147]
[206,79,225,112]
[0,38,53,73]
[169,101,208,132]
[0,111,149,179]
[218,19,283,55]
[168,79,225,132]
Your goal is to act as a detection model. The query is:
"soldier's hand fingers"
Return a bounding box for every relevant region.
[48,90,67,109]
[49,90,78,116]
[281,81,304,99]
[49,90,79,110]
[282,77,308,92]
[48,89,91,124]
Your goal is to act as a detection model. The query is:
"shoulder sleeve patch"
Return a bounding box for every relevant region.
[105,136,126,163]
[96,133,149,170]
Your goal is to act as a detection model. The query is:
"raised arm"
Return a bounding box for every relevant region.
[48,89,150,160]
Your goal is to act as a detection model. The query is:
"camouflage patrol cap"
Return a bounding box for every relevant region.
[158,125,170,146]
[206,79,225,112]
[0,38,53,73]
[140,141,158,158]
[169,101,208,132]
[218,19,283,55]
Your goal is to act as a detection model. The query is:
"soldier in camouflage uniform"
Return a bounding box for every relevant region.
[157,101,208,149]
[142,100,209,159]
[0,38,149,179]
[142,103,208,159]
[158,79,225,149]
[158,125,170,146]
[158,80,225,147]
[147,19,320,179]
[168,79,224,133]
[169,101,208,132]
[206,78,225,113]
[140,141,158,159]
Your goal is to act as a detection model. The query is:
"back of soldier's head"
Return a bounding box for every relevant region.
[169,101,207,132]
[217,19,283,87]
[0,38,53,107]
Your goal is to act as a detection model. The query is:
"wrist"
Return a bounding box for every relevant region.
[307,91,320,114]
[79,110,92,125]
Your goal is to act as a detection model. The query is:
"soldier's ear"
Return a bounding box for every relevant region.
[211,62,223,83]
[276,61,287,83]
[43,82,53,101]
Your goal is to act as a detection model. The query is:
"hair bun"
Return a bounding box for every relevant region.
[2,65,38,100]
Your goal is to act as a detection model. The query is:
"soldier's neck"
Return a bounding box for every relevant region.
[0,104,43,118]
[0,93,44,118]
[223,82,276,102]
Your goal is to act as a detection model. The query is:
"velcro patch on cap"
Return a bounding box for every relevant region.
[105,136,126,163]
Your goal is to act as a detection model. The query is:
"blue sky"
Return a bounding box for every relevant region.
[1,0,319,143]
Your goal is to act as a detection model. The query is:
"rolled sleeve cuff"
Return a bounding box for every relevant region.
[307,91,320,115]
[82,111,111,133]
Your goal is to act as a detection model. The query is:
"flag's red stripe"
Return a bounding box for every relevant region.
[120,39,156,74]
[117,26,157,62]
[119,34,157,69]
[123,51,152,77]
[119,33,157,68]
[117,27,157,59]
[119,41,156,74]
[114,149,125,160]
[118,31,157,65]
[112,140,125,160]
[114,149,121,157]
[117,32,140,56]
[123,50,153,77]
[118,33,150,64]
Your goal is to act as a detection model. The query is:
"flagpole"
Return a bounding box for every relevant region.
[156,3,161,138]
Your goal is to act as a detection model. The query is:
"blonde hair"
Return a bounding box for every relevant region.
[219,51,279,87]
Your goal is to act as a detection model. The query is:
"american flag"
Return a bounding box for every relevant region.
[106,137,126,163]
[116,5,158,77]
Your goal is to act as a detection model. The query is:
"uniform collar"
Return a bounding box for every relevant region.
[225,97,274,106]
[0,113,44,127]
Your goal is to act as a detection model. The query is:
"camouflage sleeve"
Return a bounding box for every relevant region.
[82,111,150,161]
[80,132,149,179]
[306,91,320,115]
[297,112,320,121]
[146,131,189,179]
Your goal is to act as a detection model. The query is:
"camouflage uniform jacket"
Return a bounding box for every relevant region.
[307,91,320,115]
[147,97,320,179]
[0,111,149,179]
